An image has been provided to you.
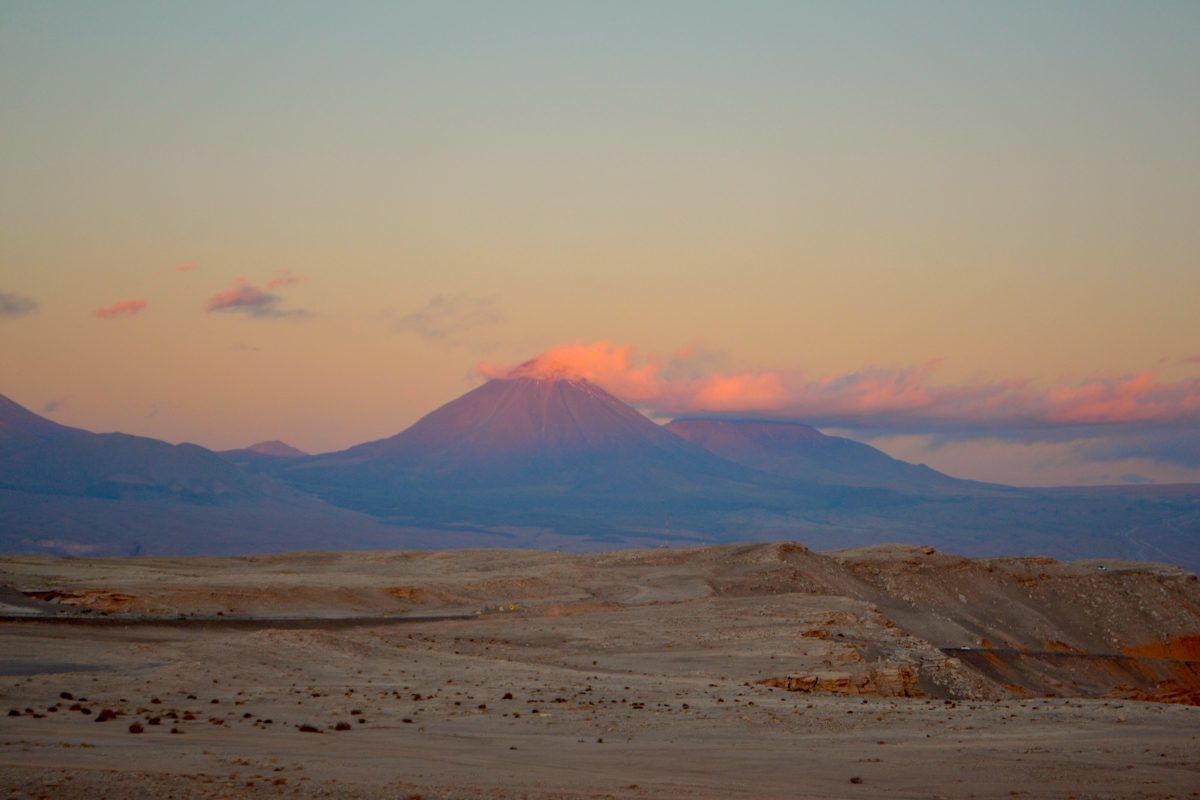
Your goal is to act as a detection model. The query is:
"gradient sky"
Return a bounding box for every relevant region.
[2,1,1198,485]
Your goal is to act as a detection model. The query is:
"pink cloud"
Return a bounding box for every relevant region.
[206,278,306,318]
[481,341,1200,433]
[486,341,664,402]
[175,262,197,272]
[94,299,147,319]
[692,372,789,411]
[207,277,271,311]
[265,270,302,289]
[1042,372,1200,425]
[481,341,791,413]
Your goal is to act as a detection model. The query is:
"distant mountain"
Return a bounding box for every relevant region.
[0,397,280,504]
[666,417,987,494]
[283,374,793,532]
[309,375,735,474]
[274,374,1200,568]
[0,395,405,557]
[0,394,85,445]
[2,388,1198,570]
[220,440,308,468]
[243,440,307,458]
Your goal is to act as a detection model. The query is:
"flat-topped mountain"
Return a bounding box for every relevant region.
[219,439,308,468]
[240,440,306,458]
[666,417,988,494]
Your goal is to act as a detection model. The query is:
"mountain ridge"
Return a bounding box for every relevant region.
[0,394,86,445]
[1,387,1198,569]
[665,416,997,495]
[0,395,407,556]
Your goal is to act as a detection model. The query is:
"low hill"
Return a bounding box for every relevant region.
[219,440,308,469]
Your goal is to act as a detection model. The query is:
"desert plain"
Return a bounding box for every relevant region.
[1,542,1198,799]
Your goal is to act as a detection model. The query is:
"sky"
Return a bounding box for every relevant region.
[1,1,1198,486]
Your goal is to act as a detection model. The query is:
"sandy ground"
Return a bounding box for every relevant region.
[1,543,1198,799]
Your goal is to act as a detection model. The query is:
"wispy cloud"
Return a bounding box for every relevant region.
[206,277,307,318]
[396,293,500,342]
[0,291,38,317]
[94,299,147,319]
[265,269,302,289]
[175,262,198,273]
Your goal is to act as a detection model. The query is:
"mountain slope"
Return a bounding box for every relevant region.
[0,395,406,556]
[0,394,85,445]
[0,394,293,504]
[666,417,990,494]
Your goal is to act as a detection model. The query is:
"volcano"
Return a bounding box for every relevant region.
[321,375,717,472]
[282,371,788,531]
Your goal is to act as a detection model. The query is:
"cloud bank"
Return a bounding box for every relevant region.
[481,341,1200,470]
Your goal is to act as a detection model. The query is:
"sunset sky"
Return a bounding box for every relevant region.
[2,2,1198,485]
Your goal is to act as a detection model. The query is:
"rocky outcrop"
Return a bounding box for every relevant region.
[23,589,139,614]
[758,665,923,697]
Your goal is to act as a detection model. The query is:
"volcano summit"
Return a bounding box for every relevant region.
[280,370,777,536]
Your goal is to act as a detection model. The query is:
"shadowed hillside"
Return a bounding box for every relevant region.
[0,395,404,557]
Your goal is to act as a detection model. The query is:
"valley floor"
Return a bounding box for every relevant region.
[1,544,1198,799]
